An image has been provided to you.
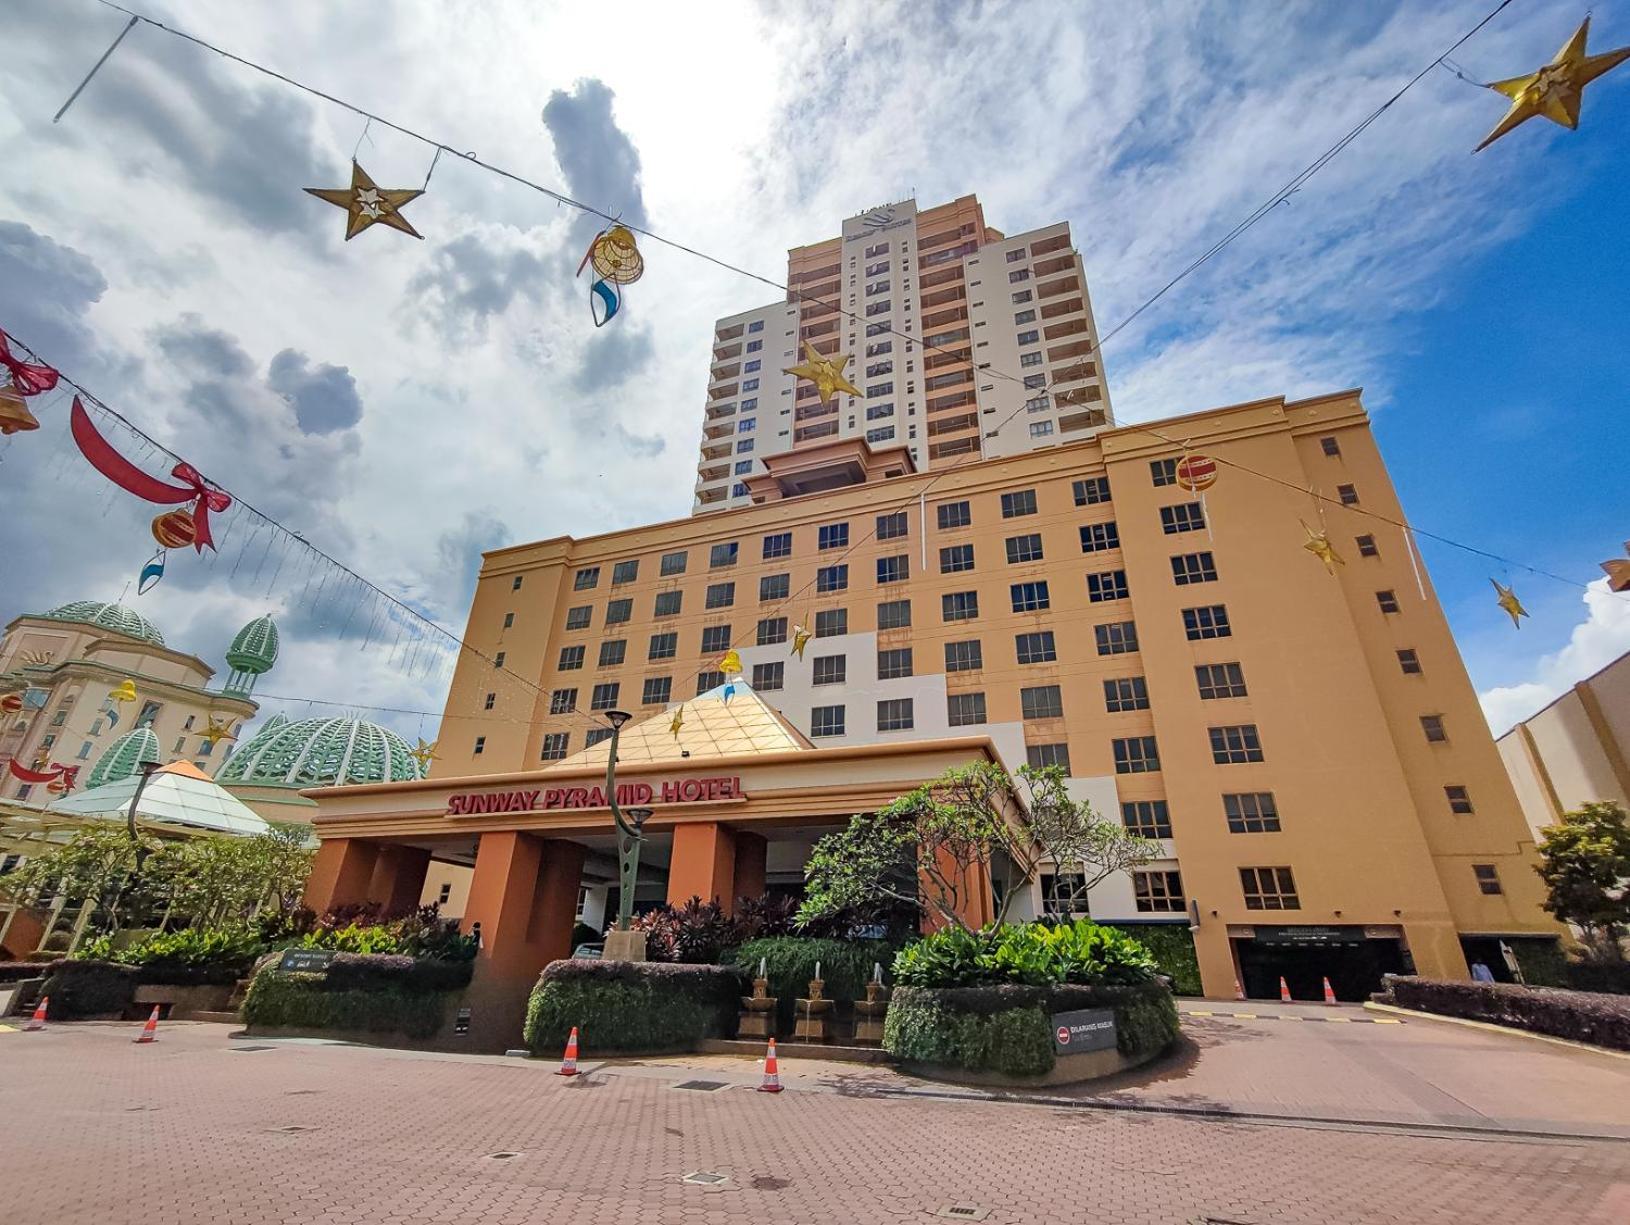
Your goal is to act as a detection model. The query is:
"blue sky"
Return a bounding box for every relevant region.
[0,0,1625,739]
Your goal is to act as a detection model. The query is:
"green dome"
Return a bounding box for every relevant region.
[86,727,162,789]
[215,716,423,788]
[226,615,279,674]
[40,601,164,645]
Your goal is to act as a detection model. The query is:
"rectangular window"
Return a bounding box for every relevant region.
[1160,503,1206,534]
[810,705,846,738]
[1150,458,1178,487]
[710,541,739,568]
[945,640,983,672]
[1225,792,1281,833]
[1012,289,1032,304]
[1356,534,1378,558]
[818,522,850,550]
[1001,489,1038,518]
[1005,534,1044,564]
[865,425,896,445]
[1086,569,1129,602]
[815,608,848,637]
[484,692,496,711]
[612,560,639,585]
[877,647,913,679]
[1020,684,1064,720]
[1023,374,1046,390]
[1134,870,1185,913]
[1421,714,1447,743]
[1195,662,1248,699]
[1377,590,1401,614]
[757,617,788,646]
[696,670,725,694]
[734,461,753,475]
[1080,522,1121,552]
[700,625,733,654]
[1182,605,1232,640]
[1073,476,1111,506]
[648,632,677,660]
[812,655,847,685]
[943,591,979,622]
[539,733,570,761]
[753,661,785,691]
[642,676,671,706]
[1241,866,1300,910]
[1473,864,1502,895]
[1170,552,1217,586]
[877,698,914,732]
[742,379,759,392]
[877,599,912,630]
[598,640,627,668]
[1006,249,1026,263]
[705,582,735,609]
[511,576,523,591]
[565,606,591,630]
[1028,420,1054,439]
[1026,743,1072,773]
[1008,268,1030,283]
[1397,648,1423,675]
[660,550,688,576]
[585,728,613,748]
[877,555,910,584]
[755,574,789,605]
[1010,581,1050,612]
[877,511,909,541]
[940,544,975,574]
[816,564,849,594]
[937,500,971,530]
[744,359,761,372]
[503,612,515,628]
[1320,436,1341,457]
[1338,484,1359,506]
[948,692,987,726]
[654,591,682,617]
[738,417,756,432]
[590,682,620,711]
[606,598,633,625]
[494,651,505,667]
[1122,800,1172,839]
[550,688,577,715]
[1103,676,1150,713]
[1209,724,1265,764]
[866,403,895,421]
[1015,631,1057,665]
[762,532,792,560]
[574,566,601,590]
[1094,621,1139,656]
[1446,785,1474,815]
[1014,308,1037,324]
[558,645,585,670]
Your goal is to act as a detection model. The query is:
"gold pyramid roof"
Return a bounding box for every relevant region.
[544,682,812,772]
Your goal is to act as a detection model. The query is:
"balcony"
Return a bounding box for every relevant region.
[1037,275,1080,300]
[1046,338,1095,362]
[800,283,840,306]
[705,401,737,421]
[709,382,739,401]
[1040,296,1084,321]
[921,285,966,310]
[928,435,979,461]
[1029,233,1072,258]
[697,461,730,484]
[794,420,840,445]
[700,439,732,461]
[1059,406,1109,434]
[1034,254,1075,277]
[921,305,968,330]
[1042,317,1089,342]
[710,362,742,384]
[703,419,736,441]
[713,342,743,361]
[715,324,744,342]
[695,483,729,507]
[924,347,972,371]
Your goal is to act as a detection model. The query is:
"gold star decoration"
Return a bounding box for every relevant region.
[1475,17,1630,152]
[1601,542,1630,593]
[1301,520,1344,575]
[669,705,685,740]
[199,717,237,748]
[1492,579,1529,628]
[783,342,862,406]
[304,161,425,240]
[790,622,812,660]
[409,738,440,769]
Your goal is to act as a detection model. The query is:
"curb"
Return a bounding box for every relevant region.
[1362,1001,1630,1061]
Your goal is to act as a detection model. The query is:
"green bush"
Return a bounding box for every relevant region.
[893,920,1157,989]
[1107,924,1202,996]
[1566,960,1630,995]
[242,971,446,1040]
[39,959,139,1020]
[1510,940,1568,988]
[523,960,744,1054]
[726,936,895,1033]
[1389,977,1630,1050]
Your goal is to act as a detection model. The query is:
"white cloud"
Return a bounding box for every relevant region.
[1479,580,1630,734]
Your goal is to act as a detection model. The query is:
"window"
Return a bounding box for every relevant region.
[558,645,585,670]
[642,677,672,706]
[1011,581,1050,612]
[1005,249,1026,263]
[877,555,909,584]
[1021,743,1069,773]
[812,655,847,685]
[944,640,983,672]
[1421,714,1447,743]
[660,550,688,576]
[1224,792,1280,833]
[866,425,896,445]
[937,500,971,529]
[1080,522,1121,552]
[473,736,486,755]
[753,661,785,691]
[1241,867,1300,910]
[1087,570,1129,602]
[811,705,846,738]
[648,632,677,660]
[574,566,601,590]
[878,599,912,630]
[540,733,570,761]
[598,640,627,667]
[1025,395,1049,413]
[1104,676,1150,713]
[1134,870,1185,913]
[503,612,515,629]
[1028,420,1054,439]
[654,591,683,617]
[586,728,613,748]
[815,609,847,637]
[1209,724,1264,763]
[484,692,496,710]
[816,564,849,593]
[612,560,639,585]
[509,575,524,593]
[736,439,754,455]
[1320,436,1341,457]
[1015,631,1057,665]
[590,683,620,711]
[1338,484,1359,506]
[734,461,753,475]
[1095,621,1139,656]
[565,606,591,630]
[1014,308,1037,324]
[877,647,913,679]
[1445,785,1474,815]
[1005,534,1044,564]
[1008,268,1030,283]
[1397,649,1422,675]
[877,511,909,541]
[748,320,764,332]
[943,591,979,622]
[1356,534,1379,558]
[948,692,987,726]
[760,573,790,601]
[757,617,788,646]
[1182,605,1232,640]
[762,532,792,560]
[701,625,733,654]
[1150,458,1178,487]
[439,883,453,904]
[1011,289,1032,304]
[744,359,761,372]
[1073,476,1110,505]
[865,302,891,319]
[742,379,759,392]
[1472,864,1503,895]
[606,598,633,625]
[1001,489,1038,519]
[1123,800,1172,838]
[1195,662,1248,699]
[877,698,914,731]
[1376,590,1401,614]
[818,522,850,550]
[78,741,93,759]
[867,403,895,420]
[705,582,735,609]
[494,651,506,668]
[710,541,739,568]
[1171,552,1217,585]
[738,417,756,432]
[1021,684,1064,720]
[1160,503,1206,534]
[1023,373,1046,389]
[940,544,975,574]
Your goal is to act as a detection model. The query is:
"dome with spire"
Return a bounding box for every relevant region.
[215,716,422,789]
[38,600,164,646]
[222,614,278,695]
[85,726,162,789]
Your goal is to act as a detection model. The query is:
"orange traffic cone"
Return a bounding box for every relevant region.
[757,1037,783,1094]
[556,1026,580,1076]
[1234,978,1246,1001]
[23,995,48,1031]
[134,1005,160,1043]
[1279,977,1293,1003]
[1322,977,1338,1005]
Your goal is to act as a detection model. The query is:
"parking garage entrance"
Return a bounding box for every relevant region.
[1233,924,1410,1002]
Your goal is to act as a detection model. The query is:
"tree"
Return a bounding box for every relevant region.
[0,826,161,936]
[1535,801,1630,960]
[1016,765,1162,920]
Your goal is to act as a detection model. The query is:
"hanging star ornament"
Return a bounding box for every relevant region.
[790,622,813,660]
[783,342,862,406]
[1475,17,1630,152]
[304,161,424,240]
[1301,521,1345,575]
[199,717,237,749]
[669,705,685,740]
[409,738,440,769]
[1491,579,1529,628]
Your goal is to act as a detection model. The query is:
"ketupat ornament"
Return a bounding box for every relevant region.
[409,738,439,769]
[669,705,685,739]
[304,161,425,240]
[784,342,862,406]
[576,224,644,326]
[1492,579,1529,628]
[198,717,237,749]
[1475,17,1630,152]
[790,621,813,660]
[1301,520,1344,575]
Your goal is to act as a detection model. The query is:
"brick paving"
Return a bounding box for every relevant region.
[2,1015,1629,1224]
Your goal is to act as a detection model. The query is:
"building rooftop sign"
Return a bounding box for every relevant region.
[448,776,745,817]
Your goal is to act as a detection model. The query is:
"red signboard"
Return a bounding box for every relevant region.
[447,776,744,817]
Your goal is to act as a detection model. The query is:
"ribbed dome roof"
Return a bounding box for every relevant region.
[39,601,165,645]
[215,716,423,788]
[226,614,279,674]
[86,726,162,789]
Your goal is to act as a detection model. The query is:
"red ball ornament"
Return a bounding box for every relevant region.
[151,508,197,549]
[0,694,21,714]
[1175,455,1218,492]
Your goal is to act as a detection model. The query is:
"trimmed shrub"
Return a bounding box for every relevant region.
[727,935,896,1033]
[242,971,447,1039]
[1107,924,1202,996]
[523,959,745,1054]
[1389,977,1630,1051]
[113,925,266,986]
[0,961,52,984]
[323,952,473,994]
[1566,960,1630,996]
[893,920,1158,989]
[39,959,139,1020]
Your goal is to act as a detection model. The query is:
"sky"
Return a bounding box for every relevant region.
[0,0,1626,746]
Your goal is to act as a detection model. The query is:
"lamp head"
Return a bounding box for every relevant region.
[626,806,654,829]
[605,710,632,731]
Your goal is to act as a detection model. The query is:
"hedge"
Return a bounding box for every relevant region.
[322,952,474,994]
[1107,924,1202,996]
[38,960,139,1020]
[0,961,54,984]
[884,980,1179,1077]
[726,936,895,1034]
[242,971,447,1040]
[524,959,745,1055]
[1388,977,1630,1051]
[1564,960,1630,996]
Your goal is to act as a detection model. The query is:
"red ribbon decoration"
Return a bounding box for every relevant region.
[70,397,232,552]
[7,759,71,785]
[0,328,61,396]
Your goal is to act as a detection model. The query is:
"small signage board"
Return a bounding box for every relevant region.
[454,1007,471,1036]
[1253,926,1359,946]
[1051,1008,1116,1055]
[278,949,335,974]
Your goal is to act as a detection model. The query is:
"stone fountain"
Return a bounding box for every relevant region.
[738,956,777,1039]
[852,977,891,1045]
[792,966,834,1043]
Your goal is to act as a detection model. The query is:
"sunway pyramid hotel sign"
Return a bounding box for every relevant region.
[447,776,745,817]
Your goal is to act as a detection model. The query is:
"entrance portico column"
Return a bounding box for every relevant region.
[304,838,381,914]
[732,831,767,908]
[668,822,736,910]
[368,845,432,917]
[921,848,995,932]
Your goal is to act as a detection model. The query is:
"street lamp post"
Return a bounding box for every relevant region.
[111,757,161,933]
[602,711,650,934]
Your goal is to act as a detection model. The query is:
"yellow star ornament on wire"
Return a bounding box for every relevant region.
[1492,579,1529,628]
[304,161,425,240]
[669,705,684,740]
[199,717,237,749]
[783,342,862,406]
[1475,17,1630,152]
[790,622,813,660]
[409,738,439,769]
[1301,521,1345,575]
